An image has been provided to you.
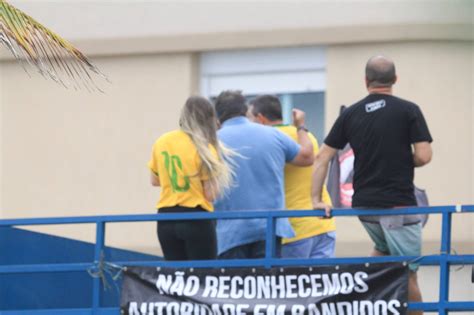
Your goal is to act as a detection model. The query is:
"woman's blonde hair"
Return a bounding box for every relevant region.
[179,96,235,197]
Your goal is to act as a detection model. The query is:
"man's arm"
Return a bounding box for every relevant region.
[312,144,338,216]
[289,109,314,166]
[150,171,160,186]
[413,142,432,167]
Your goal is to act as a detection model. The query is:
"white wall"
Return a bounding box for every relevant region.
[326,41,474,253]
[0,52,199,254]
[2,0,471,57]
[8,0,471,40]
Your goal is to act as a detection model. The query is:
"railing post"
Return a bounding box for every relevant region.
[439,208,452,315]
[264,212,276,268]
[92,221,106,313]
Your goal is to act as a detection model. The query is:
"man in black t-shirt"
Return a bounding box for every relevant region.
[312,56,432,315]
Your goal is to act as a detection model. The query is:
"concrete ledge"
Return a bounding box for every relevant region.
[0,23,472,60]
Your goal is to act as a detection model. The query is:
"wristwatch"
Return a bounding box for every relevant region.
[297,125,308,132]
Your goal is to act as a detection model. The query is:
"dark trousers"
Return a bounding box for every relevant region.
[157,206,217,261]
[218,238,282,259]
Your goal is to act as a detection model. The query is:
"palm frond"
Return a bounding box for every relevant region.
[0,0,108,92]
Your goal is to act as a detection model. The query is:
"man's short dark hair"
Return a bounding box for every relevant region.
[250,95,283,121]
[365,56,396,88]
[214,90,248,124]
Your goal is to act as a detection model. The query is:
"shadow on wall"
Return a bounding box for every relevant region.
[0,227,160,310]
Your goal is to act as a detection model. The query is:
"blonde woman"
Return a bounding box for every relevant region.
[148,96,234,260]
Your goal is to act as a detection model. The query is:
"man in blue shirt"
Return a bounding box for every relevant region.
[213,90,314,259]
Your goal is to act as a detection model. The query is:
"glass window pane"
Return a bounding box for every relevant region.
[289,92,325,144]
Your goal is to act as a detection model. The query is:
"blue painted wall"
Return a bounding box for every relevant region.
[0,227,160,310]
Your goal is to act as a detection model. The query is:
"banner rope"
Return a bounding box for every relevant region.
[87,251,125,293]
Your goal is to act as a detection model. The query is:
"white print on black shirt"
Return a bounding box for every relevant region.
[365,100,386,113]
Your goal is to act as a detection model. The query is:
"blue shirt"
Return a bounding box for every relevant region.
[214,117,300,254]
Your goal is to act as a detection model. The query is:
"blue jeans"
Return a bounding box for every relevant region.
[281,232,336,259]
[218,239,282,259]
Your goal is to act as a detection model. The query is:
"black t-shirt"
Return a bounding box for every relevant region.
[324,94,433,208]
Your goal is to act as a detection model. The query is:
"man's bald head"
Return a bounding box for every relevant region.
[365,55,396,88]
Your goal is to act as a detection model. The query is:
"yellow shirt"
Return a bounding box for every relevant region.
[148,130,214,212]
[275,125,336,244]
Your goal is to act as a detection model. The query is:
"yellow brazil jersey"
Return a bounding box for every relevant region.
[148,130,215,212]
[275,125,336,244]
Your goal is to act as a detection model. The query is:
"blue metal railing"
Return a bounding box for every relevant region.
[0,205,473,314]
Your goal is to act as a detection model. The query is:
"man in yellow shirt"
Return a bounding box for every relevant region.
[249,95,336,258]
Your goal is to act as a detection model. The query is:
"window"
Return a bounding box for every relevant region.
[200,46,326,143]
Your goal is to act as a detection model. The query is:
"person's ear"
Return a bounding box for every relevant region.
[365,77,370,89]
[393,75,398,85]
[256,113,267,125]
